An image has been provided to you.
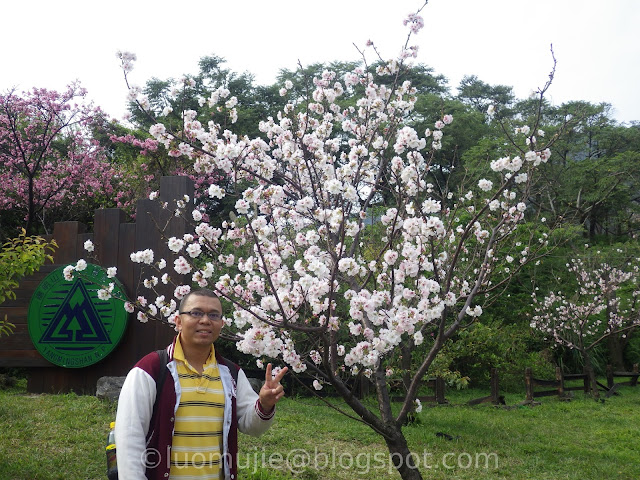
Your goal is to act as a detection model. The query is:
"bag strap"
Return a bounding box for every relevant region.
[151,348,170,419]
[219,356,239,384]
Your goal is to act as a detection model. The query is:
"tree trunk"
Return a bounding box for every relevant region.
[582,352,600,399]
[607,334,626,371]
[384,427,423,480]
[26,174,36,234]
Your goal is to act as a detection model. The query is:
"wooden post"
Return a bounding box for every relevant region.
[632,364,639,387]
[490,368,499,404]
[606,364,614,389]
[525,367,533,402]
[556,367,564,397]
[435,377,446,404]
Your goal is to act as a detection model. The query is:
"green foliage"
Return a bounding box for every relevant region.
[0,229,57,338]
[457,75,515,115]
[624,334,640,366]
[0,319,14,339]
[532,101,640,238]
[0,229,57,304]
[443,322,555,392]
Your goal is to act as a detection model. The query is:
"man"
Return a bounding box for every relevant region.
[115,288,287,480]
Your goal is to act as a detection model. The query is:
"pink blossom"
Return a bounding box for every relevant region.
[173,256,192,275]
[63,265,75,281]
[174,284,191,299]
[384,250,399,266]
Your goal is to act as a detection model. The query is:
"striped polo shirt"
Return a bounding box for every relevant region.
[169,337,225,480]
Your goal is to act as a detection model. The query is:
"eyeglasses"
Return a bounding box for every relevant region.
[179,310,223,321]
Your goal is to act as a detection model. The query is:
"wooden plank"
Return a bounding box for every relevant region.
[157,176,195,281]
[0,324,37,349]
[94,208,126,267]
[77,232,93,259]
[117,223,136,300]
[110,222,139,373]
[531,378,559,387]
[154,177,194,349]
[2,305,29,321]
[133,198,162,360]
[51,222,86,264]
[0,350,52,367]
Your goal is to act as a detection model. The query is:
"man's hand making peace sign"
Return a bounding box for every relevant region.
[258,363,289,412]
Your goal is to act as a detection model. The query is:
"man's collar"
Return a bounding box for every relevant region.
[173,334,216,367]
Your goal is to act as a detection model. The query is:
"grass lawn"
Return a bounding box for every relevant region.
[0,380,638,479]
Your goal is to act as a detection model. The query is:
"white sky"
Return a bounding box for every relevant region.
[2,0,639,124]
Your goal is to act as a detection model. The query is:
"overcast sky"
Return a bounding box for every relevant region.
[2,0,638,124]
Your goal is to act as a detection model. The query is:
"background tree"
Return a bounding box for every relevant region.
[0,83,119,237]
[457,74,515,117]
[531,249,640,398]
[530,101,640,238]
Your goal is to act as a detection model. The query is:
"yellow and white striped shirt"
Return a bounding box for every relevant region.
[169,337,225,480]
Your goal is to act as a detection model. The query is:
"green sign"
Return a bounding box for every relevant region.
[28,263,129,368]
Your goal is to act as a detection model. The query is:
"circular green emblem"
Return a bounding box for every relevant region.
[28,263,129,368]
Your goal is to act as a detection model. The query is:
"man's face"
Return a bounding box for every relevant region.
[176,295,223,351]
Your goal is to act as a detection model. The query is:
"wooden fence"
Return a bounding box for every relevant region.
[0,176,194,393]
[606,364,639,389]
[390,377,447,404]
[297,364,637,406]
[524,365,639,402]
[524,367,589,401]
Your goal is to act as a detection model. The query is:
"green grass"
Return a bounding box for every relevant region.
[0,380,639,479]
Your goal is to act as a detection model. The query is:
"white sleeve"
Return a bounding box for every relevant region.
[235,369,275,436]
[114,367,156,480]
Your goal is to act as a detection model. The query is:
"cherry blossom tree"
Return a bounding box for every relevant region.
[67,6,569,479]
[0,83,118,235]
[531,251,640,398]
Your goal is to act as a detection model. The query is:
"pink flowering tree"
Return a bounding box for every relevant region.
[531,252,640,398]
[0,83,119,235]
[68,6,568,479]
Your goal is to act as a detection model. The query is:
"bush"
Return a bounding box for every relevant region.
[0,229,57,338]
[448,321,555,392]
